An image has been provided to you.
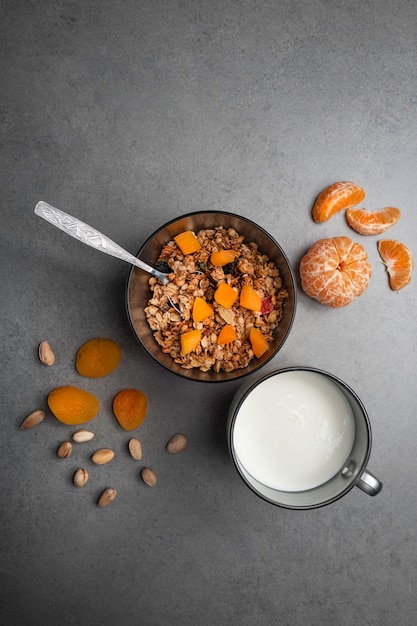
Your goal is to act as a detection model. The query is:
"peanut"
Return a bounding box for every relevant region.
[73,468,89,487]
[57,441,72,459]
[98,488,117,507]
[141,468,157,487]
[128,438,143,460]
[91,449,114,465]
[20,410,45,430]
[38,341,55,366]
[72,429,95,443]
[166,433,187,454]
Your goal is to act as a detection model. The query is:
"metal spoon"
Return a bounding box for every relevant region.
[34,201,170,285]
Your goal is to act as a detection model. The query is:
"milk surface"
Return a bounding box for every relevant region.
[232,370,356,492]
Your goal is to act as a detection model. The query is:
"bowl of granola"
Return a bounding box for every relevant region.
[126,211,296,382]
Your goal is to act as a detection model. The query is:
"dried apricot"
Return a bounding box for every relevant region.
[210,250,237,266]
[192,297,214,323]
[217,324,237,345]
[312,181,365,222]
[48,386,99,425]
[240,284,262,312]
[214,282,238,308]
[76,338,122,378]
[112,389,148,431]
[249,327,269,358]
[180,329,202,355]
[300,236,372,307]
[174,231,202,255]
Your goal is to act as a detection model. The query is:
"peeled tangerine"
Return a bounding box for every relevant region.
[48,386,99,425]
[312,181,365,223]
[300,236,372,308]
[112,389,148,431]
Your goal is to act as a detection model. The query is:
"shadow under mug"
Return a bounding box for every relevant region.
[227,367,383,510]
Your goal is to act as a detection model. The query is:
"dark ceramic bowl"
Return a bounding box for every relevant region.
[126,211,296,382]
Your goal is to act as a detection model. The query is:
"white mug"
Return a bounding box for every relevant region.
[227,367,382,509]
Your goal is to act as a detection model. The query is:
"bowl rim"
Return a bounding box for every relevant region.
[125,209,297,383]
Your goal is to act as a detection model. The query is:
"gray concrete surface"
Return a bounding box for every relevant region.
[1,1,417,624]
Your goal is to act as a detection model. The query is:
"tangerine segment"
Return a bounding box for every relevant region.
[377,240,414,291]
[312,181,365,223]
[76,338,122,378]
[300,236,372,307]
[48,386,99,425]
[112,389,148,431]
[346,207,401,235]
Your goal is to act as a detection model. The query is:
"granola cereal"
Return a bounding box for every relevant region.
[144,227,288,373]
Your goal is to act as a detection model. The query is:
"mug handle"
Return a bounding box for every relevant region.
[356,469,383,496]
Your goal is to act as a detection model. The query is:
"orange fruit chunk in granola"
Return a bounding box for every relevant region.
[249,327,269,358]
[112,389,148,431]
[299,236,372,307]
[377,239,414,291]
[48,386,99,425]
[75,338,122,378]
[312,181,365,222]
[214,282,238,308]
[180,329,202,355]
[210,249,237,266]
[240,284,262,312]
[192,297,214,323]
[174,230,202,255]
[217,324,237,345]
[346,207,401,235]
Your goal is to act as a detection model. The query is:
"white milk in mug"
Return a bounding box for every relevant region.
[232,369,356,492]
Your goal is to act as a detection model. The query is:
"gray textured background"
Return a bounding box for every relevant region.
[1,1,416,624]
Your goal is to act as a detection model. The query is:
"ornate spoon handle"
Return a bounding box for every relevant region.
[34,201,169,285]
